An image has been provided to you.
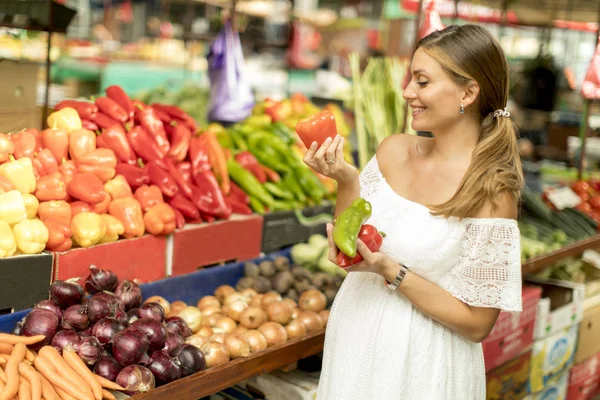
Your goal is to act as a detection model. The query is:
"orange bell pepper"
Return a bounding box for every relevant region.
[0,134,14,163]
[35,172,68,201]
[38,200,72,225]
[104,174,132,201]
[70,201,93,217]
[92,193,111,214]
[108,197,145,238]
[59,159,77,186]
[134,185,164,212]
[69,129,96,161]
[202,131,230,195]
[43,219,73,252]
[32,149,59,177]
[67,172,107,204]
[77,148,117,183]
[9,131,37,160]
[143,203,176,235]
[41,129,69,162]
[23,128,43,153]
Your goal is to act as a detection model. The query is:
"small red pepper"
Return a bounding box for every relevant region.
[38,200,72,225]
[147,160,178,197]
[35,172,68,201]
[59,159,77,186]
[235,151,267,183]
[134,184,164,212]
[166,122,192,162]
[67,172,107,204]
[173,208,185,229]
[95,96,129,123]
[167,194,200,220]
[99,124,137,164]
[160,158,193,198]
[70,201,93,217]
[55,100,98,120]
[176,162,192,185]
[43,219,73,252]
[91,112,121,130]
[135,105,170,154]
[152,104,197,132]
[189,136,212,175]
[69,129,97,161]
[41,129,69,162]
[106,85,135,120]
[33,149,59,177]
[200,212,216,223]
[229,181,250,204]
[295,110,338,148]
[226,196,253,215]
[77,148,117,183]
[127,126,164,163]
[336,224,385,268]
[81,119,99,131]
[115,162,150,190]
[192,170,232,219]
[10,131,37,159]
[152,107,172,125]
[260,164,281,182]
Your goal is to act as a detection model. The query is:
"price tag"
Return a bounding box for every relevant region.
[546,187,582,210]
[582,249,600,270]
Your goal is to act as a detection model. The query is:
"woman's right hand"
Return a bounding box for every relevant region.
[303,135,357,184]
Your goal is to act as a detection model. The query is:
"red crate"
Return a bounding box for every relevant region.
[567,352,600,400]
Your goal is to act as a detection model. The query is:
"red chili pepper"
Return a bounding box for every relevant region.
[260,164,281,182]
[336,224,386,268]
[54,100,98,120]
[33,149,59,177]
[189,136,211,175]
[95,96,129,123]
[167,194,200,220]
[99,124,137,164]
[81,119,99,131]
[147,160,178,197]
[166,122,192,163]
[226,196,253,215]
[115,162,150,190]
[176,162,192,185]
[295,110,338,148]
[173,208,185,229]
[229,181,250,204]
[135,105,170,154]
[235,151,267,183]
[152,107,172,125]
[126,126,164,163]
[159,158,193,198]
[200,212,216,223]
[106,85,134,120]
[91,112,121,130]
[152,103,197,132]
[191,170,232,219]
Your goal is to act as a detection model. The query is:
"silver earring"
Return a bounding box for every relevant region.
[460,104,464,114]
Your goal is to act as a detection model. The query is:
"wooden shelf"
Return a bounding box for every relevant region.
[522,234,600,275]
[132,330,325,400]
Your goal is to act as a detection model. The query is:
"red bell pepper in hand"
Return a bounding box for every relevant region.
[106,85,134,120]
[135,105,170,154]
[0,176,13,192]
[95,97,129,123]
[261,165,280,182]
[43,219,73,252]
[10,131,37,159]
[115,162,150,190]
[134,184,164,212]
[143,203,176,235]
[229,181,250,204]
[189,136,211,175]
[70,201,93,217]
[147,160,178,197]
[35,172,67,201]
[33,149,59,177]
[202,131,230,195]
[105,174,133,201]
[192,170,232,219]
[167,194,200,220]
[69,129,97,160]
[295,110,337,148]
[99,124,137,164]
[336,224,386,268]
[0,134,14,163]
[76,148,117,183]
[173,208,185,229]
[127,126,164,163]
[67,172,107,204]
[41,129,69,162]
[55,100,98,120]
[81,120,99,131]
[176,162,192,185]
[38,200,72,225]
[152,104,197,132]
[109,197,145,238]
[166,123,192,162]
[235,151,267,183]
[91,113,121,130]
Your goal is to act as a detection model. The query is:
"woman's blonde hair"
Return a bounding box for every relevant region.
[417,24,524,218]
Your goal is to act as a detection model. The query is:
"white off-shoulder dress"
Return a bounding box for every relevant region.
[316,156,523,400]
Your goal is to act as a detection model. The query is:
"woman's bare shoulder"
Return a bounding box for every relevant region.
[376,134,432,165]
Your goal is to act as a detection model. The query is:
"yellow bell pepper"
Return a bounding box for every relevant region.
[22,194,39,219]
[47,107,82,133]
[12,218,49,254]
[0,190,27,225]
[0,221,17,257]
[99,214,125,244]
[71,212,106,248]
[0,156,36,194]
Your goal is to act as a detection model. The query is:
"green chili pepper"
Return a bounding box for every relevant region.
[333,198,372,257]
[270,122,297,146]
[294,166,326,205]
[271,199,294,211]
[244,115,272,128]
[264,182,295,200]
[216,130,234,149]
[227,159,274,207]
[228,129,248,151]
[282,172,307,203]
[248,131,299,172]
[249,195,266,214]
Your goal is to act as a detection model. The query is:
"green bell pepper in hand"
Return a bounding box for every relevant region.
[227,159,274,207]
[333,198,372,257]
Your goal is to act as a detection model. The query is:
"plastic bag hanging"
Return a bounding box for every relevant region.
[581,41,600,100]
[207,21,255,123]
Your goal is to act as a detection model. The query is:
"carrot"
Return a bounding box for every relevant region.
[33,355,90,400]
[0,335,45,346]
[54,386,77,400]
[62,350,102,400]
[93,375,125,391]
[18,376,30,400]
[24,350,36,364]
[0,344,13,355]
[101,390,115,400]
[18,363,41,400]
[38,374,58,400]
[0,365,6,382]
[0,355,7,364]
[0,370,4,392]
[0,342,26,400]
[38,347,93,399]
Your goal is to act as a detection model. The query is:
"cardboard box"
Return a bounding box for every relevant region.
[169,215,263,277]
[526,276,585,340]
[483,285,542,372]
[0,253,53,312]
[575,304,600,365]
[486,350,532,400]
[0,60,40,132]
[53,235,167,283]
[244,370,320,400]
[525,369,569,400]
[567,352,600,400]
[529,324,579,393]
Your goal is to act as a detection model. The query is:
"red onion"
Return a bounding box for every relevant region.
[88,293,125,323]
[92,317,126,345]
[22,308,59,351]
[139,303,165,322]
[35,300,63,319]
[162,332,184,356]
[78,336,103,366]
[127,308,140,325]
[115,280,142,311]
[79,325,94,338]
[114,307,128,325]
[49,278,84,309]
[174,344,206,377]
[62,304,90,331]
[131,318,167,351]
[51,330,81,353]
[94,291,125,309]
[112,329,152,367]
[165,317,192,338]
[94,355,122,382]
[85,265,118,294]
[148,350,182,384]
[116,365,155,396]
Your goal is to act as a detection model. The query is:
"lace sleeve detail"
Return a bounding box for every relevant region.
[359,156,382,198]
[440,221,522,312]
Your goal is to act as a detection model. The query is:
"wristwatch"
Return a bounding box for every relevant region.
[385,263,409,291]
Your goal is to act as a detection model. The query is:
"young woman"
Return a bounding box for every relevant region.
[304,25,524,399]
